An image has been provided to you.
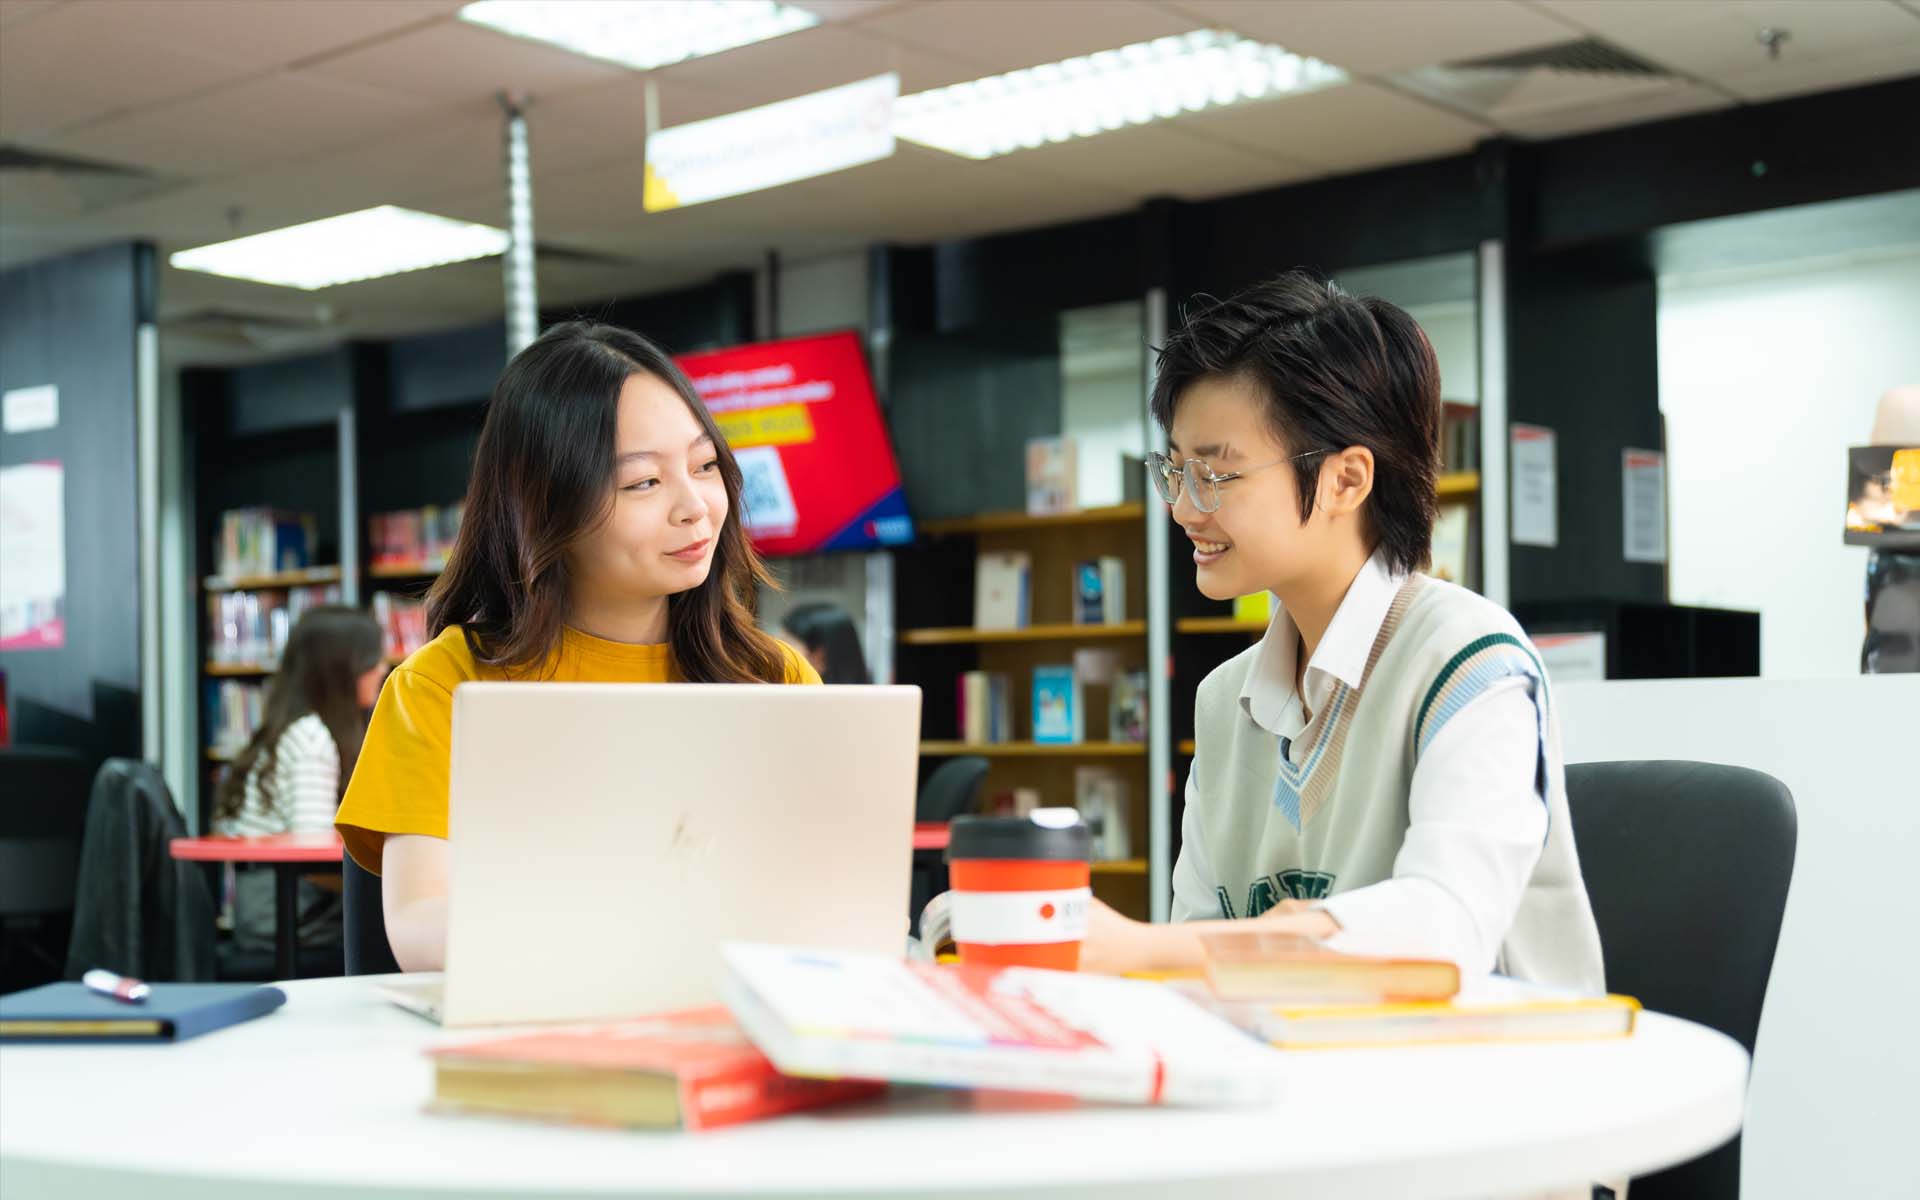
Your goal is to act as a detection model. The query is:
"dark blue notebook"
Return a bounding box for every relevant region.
[0,982,286,1043]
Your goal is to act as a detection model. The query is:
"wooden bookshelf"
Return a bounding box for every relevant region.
[1437,471,1479,499]
[368,562,444,580]
[1091,859,1149,876]
[206,748,236,763]
[205,662,275,677]
[919,502,1145,537]
[203,565,342,593]
[1175,616,1267,635]
[919,741,1147,758]
[901,621,1146,646]
[1178,740,1195,756]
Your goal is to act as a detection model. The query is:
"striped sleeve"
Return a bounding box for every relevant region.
[271,714,342,833]
[1412,633,1550,799]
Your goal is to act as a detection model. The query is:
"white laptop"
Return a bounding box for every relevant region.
[380,682,921,1028]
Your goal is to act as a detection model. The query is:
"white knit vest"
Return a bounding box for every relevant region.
[1188,576,1605,993]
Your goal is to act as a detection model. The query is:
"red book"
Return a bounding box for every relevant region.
[426,1006,884,1131]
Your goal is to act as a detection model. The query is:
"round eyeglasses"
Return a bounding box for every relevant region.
[1144,449,1325,514]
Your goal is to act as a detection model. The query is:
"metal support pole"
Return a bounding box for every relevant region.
[500,92,538,358]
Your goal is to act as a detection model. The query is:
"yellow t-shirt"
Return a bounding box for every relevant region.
[335,624,820,873]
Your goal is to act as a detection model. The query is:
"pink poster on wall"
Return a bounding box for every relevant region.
[0,459,66,649]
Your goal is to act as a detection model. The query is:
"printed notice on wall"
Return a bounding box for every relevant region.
[1510,424,1558,548]
[2,384,58,434]
[1623,448,1667,564]
[0,460,66,649]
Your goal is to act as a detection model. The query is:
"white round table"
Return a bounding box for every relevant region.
[0,975,1747,1200]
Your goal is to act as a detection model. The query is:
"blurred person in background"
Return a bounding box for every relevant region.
[213,606,385,953]
[781,602,871,685]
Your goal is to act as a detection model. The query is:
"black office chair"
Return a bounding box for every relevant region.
[0,746,92,991]
[916,756,990,824]
[910,756,990,936]
[1567,760,1796,1200]
[343,851,400,976]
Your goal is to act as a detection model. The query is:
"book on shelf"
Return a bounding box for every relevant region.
[1441,402,1479,473]
[204,679,265,759]
[1073,556,1126,625]
[955,671,1012,744]
[1030,665,1082,744]
[206,585,340,666]
[371,502,464,570]
[1025,436,1078,516]
[426,1006,883,1132]
[217,508,315,579]
[371,591,431,663]
[974,551,1031,631]
[1108,667,1147,744]
[1199,931,1461,1004]
[719,943,1284,1106]
[987,786,1042,818]
[1073,766,1130,859]
[1173,972,1639,1049]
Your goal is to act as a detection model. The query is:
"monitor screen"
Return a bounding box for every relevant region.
[675,331,913,557]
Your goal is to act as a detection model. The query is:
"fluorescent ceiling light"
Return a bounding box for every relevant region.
[169,206,510,291]
[459,0,818,71]
[895,30,1348,160]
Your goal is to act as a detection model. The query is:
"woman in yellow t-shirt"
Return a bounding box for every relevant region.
[336,320,819,971]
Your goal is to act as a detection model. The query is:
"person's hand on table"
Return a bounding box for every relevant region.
[1077,897,1342,975]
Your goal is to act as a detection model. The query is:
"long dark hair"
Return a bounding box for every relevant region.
[782,602,870,684]
[214,605,382,823]
[425,320,790,683]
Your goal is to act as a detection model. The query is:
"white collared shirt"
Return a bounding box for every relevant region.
[1171,552,1549,974]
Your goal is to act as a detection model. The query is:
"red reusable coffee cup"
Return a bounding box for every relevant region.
[946,809,1092,971]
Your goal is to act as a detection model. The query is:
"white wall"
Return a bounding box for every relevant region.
[1558,675,1920,1200]
[1060,302,1147,509]
[1657,248,1920,678]
[1404,300,1478,405]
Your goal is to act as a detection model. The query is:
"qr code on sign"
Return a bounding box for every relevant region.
[733,445,799,536]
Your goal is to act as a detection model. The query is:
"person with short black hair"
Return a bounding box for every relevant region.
[781,602,871,685]
[1082,271,1604,995]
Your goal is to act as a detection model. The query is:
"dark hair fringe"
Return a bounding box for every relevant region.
[424,320,790,684]
[1148,270,1441,574]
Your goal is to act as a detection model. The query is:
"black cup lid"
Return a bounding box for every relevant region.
[947,810,1091,862]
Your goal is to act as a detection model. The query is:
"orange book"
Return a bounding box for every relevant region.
[427,1006,883,1131]
[1199,931,1461,1003]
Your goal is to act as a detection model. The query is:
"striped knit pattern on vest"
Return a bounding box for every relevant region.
[1189,575,1605,993]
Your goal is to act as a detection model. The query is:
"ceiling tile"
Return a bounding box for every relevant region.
[0,1,61,29]
[91,0,460,70]
[857,0,1200,75]
[651,23,980,104]
[521,76,748,178]
[1494,81,1731,138]
[40,72,430,177]
[997,124,1320,201]
[1165,0,1583,73]
[1177,81,1490,173]
[0,11,253,139]
[1535,1,1920,94]
[305,18,631,102]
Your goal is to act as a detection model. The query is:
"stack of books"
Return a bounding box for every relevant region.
[206,584,340,665]
[371,591,430,663]
[204,680,265,757]
[216,509,315,578]
[956,671,1011,743]
[370,502,464,571]
[419,938,1643,1136]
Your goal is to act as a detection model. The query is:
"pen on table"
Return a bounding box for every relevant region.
[82,969,151,1004]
